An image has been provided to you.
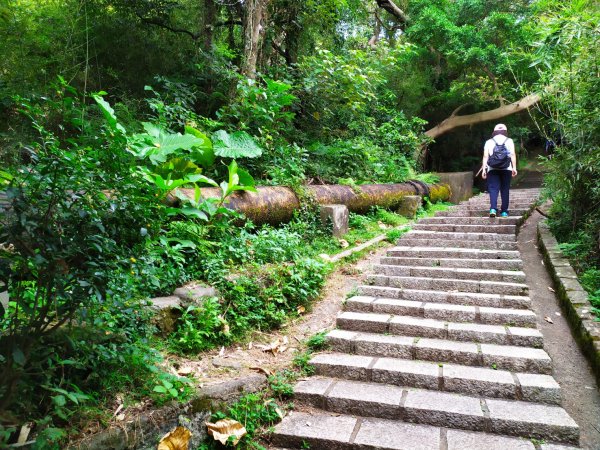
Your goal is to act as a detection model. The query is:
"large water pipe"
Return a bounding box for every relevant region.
[178,181,451,225]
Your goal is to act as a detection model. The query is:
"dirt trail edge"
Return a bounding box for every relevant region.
[519,211,600,449]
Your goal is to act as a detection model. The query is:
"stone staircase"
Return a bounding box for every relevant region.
[272,189,581,450]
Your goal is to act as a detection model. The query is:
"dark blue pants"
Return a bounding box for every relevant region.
[487,170,512,213]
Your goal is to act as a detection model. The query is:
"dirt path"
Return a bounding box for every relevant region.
[167,243,392,384]
[519,211,600,449]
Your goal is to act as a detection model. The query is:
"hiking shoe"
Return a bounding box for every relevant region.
[500,211,509,217]
[489,208,497,218]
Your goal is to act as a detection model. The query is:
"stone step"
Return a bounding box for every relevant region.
[372,264,527,283]
[379,256,523,271]
[398,238,518,250]
[463,203,536,210]
[272,411,566,450]
[466,197,538,203]
[357,286,531,309]
[336,311,543,347]
[366,274,529,296]
[412,223,517,234]
[435,209,530,218]
[403,230,517,242]
[326,330,553,374]
[419,216,522,226]
[292,379,579,445]
[345,296,536,327]
[308,354,559,403]
[466,196,538,202]
[386,246,521,260]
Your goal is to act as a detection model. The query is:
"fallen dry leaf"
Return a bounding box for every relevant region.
[248,341,253,350]
[158,426,192,450]
[544,316,554,324]
[257,336,290,355]
[219,346,225,356]
[339,239,350,248]
[113,404,124,418]
[250,366,273,376]
[378,221,388,229]
[297,305,306,314]
[555,312,562,316]
[116,413,126,421]
[548,287,556,293]
[206,419,247,446]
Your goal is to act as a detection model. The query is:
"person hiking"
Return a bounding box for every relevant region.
[481,124,517,218]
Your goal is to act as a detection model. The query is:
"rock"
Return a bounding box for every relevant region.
[397,195,422,219]
[436,171,473,203]
[174,283,219,307]
[320,204,349,237]
[212,357,244,370]
[150,296,182,336]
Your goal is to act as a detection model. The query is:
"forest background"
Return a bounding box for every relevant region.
[0,0,598,447]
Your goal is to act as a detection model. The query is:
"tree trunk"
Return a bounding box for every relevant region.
[202,0,217,52]
[241,0,268,79]
[375,0,408,26]
[415,93,541,162]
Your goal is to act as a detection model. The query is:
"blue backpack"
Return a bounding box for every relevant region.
[487,137,511,169]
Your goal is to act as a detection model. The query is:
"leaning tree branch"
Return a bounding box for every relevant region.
[449,103,471,117]
[416,93,542,162]
[375,0,408,25]
[425,93,541,140]
[136,13,201,40]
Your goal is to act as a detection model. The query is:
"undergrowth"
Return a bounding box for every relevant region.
[197,332,331,449]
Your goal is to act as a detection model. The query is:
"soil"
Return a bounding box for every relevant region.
[519,210,600,449]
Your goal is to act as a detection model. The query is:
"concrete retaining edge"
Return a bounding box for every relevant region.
[68,374,267,450]
[537,220,600,383]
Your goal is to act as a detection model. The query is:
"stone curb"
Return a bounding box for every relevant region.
[537,220,600,383]
[68,374,267,450]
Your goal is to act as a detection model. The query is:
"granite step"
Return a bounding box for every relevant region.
[379,256,523,271]
[273,411,570,450]
[412,223,517,234]
[291,379,579,444]
[435,209,530,218]
[326,330,553,374]
[418,216,522,226]
[366,274,529,296]
[401,230,517,242]
[345,296,536,327]
[386,246,521,260]
[372,264,526,283]
[308,354,559,403]
[357,286,531,309]
[465,197,539,204]
[397,239,518,250]
[336,311,543,347]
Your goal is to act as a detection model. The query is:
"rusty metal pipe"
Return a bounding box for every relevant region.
[178,182,451,225]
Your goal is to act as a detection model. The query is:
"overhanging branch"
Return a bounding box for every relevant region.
[136,13,201,40]
[425,93,542,140]
[375,0,408,25]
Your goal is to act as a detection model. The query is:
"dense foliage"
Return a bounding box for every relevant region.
[0,0,598,447]
[529,0,600,310]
